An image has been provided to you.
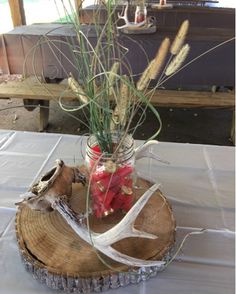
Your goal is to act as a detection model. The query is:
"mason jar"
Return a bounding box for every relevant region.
[85,133,135,218]
[135,5,147,24]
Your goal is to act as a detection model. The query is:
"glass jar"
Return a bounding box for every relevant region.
[159,0,167,5]
[85,133,135,218]
[135,5,147,24]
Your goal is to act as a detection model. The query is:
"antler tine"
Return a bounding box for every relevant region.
[96,244,165,267]
[135,140,169,164]
[117,2,128,19]
[48,184,165,268]
[94,183,161,246]
[117,2,146,30]
[49,194,165,267]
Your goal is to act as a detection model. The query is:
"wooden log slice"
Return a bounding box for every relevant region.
[15,178,176,293]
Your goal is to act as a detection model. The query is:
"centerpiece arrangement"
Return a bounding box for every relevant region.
[16,0,190,292]
[64,3,189,219]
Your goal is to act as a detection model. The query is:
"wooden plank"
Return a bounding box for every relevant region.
[0,78,77,100]
[0,78,234,108]
[8,0,26,27]
[150,89,235,108]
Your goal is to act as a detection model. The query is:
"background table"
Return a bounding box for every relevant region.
[0,130,234,294]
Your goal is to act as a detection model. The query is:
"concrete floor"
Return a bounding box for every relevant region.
[0,97,234,146]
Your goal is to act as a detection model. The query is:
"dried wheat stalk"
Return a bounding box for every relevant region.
[170,20,189,55]
[149,38,170,80]
[108,62,120,95]
[110,76,130,131]
[165,44,190,76]
[136,60,155,91]
[68,76,88,104]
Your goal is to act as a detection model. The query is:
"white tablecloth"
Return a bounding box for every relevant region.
[0,130,234,294]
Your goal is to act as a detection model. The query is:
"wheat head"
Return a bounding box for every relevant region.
[108,62,120,95]
[136,60,156,91]
[165,44,190,76]
[149,37,170,80]
[170,20,189,55]
[68,76,88,104]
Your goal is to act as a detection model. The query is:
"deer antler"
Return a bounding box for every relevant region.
[47,182,165,267]
[135,140,169,164]
[18,140,168,268]
[117,3,146,30]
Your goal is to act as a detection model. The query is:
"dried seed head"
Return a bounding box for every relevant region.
[110,116,118,132]
[104,160,117,173]
[117,77,130,124]
[108,62,120,95]
[136,59,155,91]
[170,20,189,55]
[68,76,88,104]
[149,37,170,80]
[165,44,190,76]
[110,76,130,131]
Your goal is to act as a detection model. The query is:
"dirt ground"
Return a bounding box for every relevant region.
[0,96,234,146]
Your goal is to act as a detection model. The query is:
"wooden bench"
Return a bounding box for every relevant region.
[0,77,234,142]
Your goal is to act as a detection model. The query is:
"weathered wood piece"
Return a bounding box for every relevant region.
[15,179,175,293]
[0,78,234,132]
[150,89,235,108]
[0,78,234,107]
[121,25,157,34]
[0,78,77,101]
